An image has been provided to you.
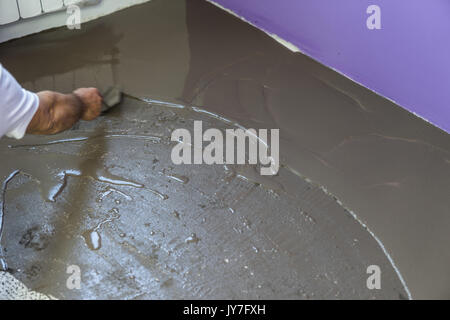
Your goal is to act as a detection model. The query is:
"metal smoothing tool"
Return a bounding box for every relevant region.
[101,86,123,114]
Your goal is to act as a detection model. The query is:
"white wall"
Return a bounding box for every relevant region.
[0,0,151,43]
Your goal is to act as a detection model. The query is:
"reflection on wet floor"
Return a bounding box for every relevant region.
[0,0,448,299]
[0,96,407,299]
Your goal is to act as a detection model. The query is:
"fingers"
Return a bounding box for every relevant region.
[73,88,103,121]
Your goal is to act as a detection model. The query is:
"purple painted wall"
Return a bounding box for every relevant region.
[211,0,450,133]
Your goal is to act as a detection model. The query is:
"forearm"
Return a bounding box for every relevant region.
[26,91,85,135]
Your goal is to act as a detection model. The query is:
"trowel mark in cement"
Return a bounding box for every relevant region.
[83,208,121,251]
[147,188,169,200]
[1,129,172,256]
[97,186,133,203]
[5,132,173,202]
[0,136,146,264]
[223,164,284,196]
[8,134,162,149]
[4,137,151,202]
[0,170,21,271]
[25,156,143,203]
[165,173,189,184]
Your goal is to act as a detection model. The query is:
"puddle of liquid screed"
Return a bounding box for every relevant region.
[0,0,448,299]
[0,95,410,300]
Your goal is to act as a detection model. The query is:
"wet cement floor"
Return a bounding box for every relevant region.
[0,0,448,299]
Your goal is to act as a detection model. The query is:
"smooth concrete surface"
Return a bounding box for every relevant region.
[0,0,448,299]
[210,0,450,134]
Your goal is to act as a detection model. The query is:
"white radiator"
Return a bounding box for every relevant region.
[0,0,100,26]
[0,0,150,43]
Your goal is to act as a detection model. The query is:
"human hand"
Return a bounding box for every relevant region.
[73,88,103,121]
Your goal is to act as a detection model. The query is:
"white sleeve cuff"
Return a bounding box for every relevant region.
[0,64,40,140]
[5,90,39,140]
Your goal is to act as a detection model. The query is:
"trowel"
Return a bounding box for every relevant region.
[101,86,123,114]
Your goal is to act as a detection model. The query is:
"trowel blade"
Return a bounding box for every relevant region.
[101,86,122,114]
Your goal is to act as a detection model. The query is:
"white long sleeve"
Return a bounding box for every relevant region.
[0,64,39,139]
